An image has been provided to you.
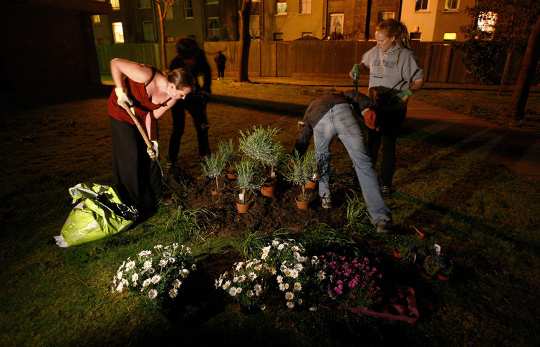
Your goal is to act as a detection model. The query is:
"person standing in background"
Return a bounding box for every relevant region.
[351,19,423,196]
[167,38,212,175]
[214,51,226,80]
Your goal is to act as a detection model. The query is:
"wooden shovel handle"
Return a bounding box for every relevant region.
[125,106,153,149]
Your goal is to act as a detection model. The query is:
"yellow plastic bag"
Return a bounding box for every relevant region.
[55,183,137,247]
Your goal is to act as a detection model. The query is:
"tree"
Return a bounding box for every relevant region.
[509,15,540,123]
[237,0,252,82]
[154,0,175,70]
[462,0,540,85]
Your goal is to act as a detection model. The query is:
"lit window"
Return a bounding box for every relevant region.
[185,0,194,19]
[143,21,155,42]
[250,15,260,38]
[110,0,120,10]
[276,1,287,15]
[443,32,456,40]
[299,0,311,14]
[207,17,221,39]
[112,22,124,43]
[330,13,344,35]
[378,11,395,22]
[92,15,101,24]
[138,0,151,9]
[415,0,429,11]
[444,0,459,11]
[477,11,497,33]
[273,32,284,41]
[206,0,219,5]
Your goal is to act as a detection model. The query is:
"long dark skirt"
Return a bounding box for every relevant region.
[110,118,161,219]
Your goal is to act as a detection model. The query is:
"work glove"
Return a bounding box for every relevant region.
[396,89,413,102]
[362,108,377,130]
[147,140,159,160]
[115,87,133,112]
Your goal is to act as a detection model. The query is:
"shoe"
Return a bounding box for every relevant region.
[321,196,332,209]
[375,220,392,233]
[382,185,393,197]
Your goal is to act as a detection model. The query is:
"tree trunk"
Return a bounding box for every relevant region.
[155,1,167,70]
[238,0,252,82]
[509,15,540,124]
[498,45,514,95]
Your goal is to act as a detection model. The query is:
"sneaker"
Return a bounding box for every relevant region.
[375,220,392,233]
[382,185,393,197]
[321,196,332,209]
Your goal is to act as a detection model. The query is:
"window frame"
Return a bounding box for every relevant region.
[443,0,459,11]
[112,21,125,43]
[276,1,287,16]
[299,0,311,15]
[184,0,194,19]
[142,20,156,42]
[415,0,429,12]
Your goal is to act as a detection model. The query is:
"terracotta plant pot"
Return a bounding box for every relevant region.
[304,180,317,190]
[260,183,274,198]
[236,201,249,214]
[295,198,309,210]
[436,273,449,281]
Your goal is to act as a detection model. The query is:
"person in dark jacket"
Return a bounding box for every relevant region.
[167,38,212,171]
[294,92,391,232]
[214,51,226,79]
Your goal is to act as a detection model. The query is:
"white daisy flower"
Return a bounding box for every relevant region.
[148,289,158,299]
[131,273,139,283]
[285,292,294,300]
[151,275,161,284]
[294,282,302,292]
[173,279,182,289]
[125,261,136,271]
[276,275,283,284]
[138,250,151,257]
[229,287,237,296]
[169,288,178,298]
[222,280,231,290]
[159,259,168,267]
[143,260,152,270]
[286,302,295,309]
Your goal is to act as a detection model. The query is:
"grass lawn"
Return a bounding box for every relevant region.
[1,82,539,346]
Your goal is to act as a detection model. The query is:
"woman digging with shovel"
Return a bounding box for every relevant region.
[108,58,194,221]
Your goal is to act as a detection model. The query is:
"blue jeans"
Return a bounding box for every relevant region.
[313,103,391,223]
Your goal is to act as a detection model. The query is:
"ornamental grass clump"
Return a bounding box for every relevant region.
[235,159,265,204]
[318,252,383,309]
[284,151,313,202]
[239,126,284,179]
[201,152,227,193]
[111,243,196,302]
[302,150,318,182]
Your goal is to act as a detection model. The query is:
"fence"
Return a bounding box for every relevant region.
[96,40,517,84]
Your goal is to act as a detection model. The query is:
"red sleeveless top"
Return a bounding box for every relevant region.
[107,68,169,124]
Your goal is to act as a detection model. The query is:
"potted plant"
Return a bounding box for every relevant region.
[389,235,417,263]
[423,244,453,280]
[235,159,264,213]
[302,150,318,190]
[201,152,227,197]
[218,139,237,180]
[284,151,312,210]
[239,126,284,198]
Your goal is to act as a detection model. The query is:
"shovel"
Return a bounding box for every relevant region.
[124,106,164,202]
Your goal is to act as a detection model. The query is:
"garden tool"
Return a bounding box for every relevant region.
[351,63,361,96]
[125,106,165,200]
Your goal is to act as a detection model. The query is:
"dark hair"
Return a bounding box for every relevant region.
[377,19,411,49]
[175,38,200,58]
[166,68,194,89]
